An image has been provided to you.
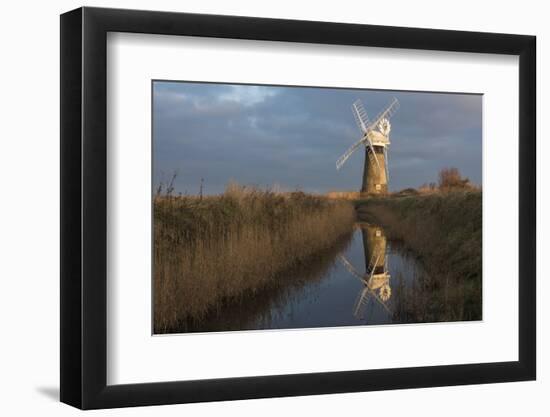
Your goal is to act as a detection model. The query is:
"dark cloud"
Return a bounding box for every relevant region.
[153,81,482,194]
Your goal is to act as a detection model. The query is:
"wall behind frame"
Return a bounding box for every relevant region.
[0,0,545,416]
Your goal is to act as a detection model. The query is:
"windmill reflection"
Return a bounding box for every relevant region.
[339,223,391,320]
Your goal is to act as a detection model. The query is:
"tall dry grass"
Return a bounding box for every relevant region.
[183,234,353,333]
[154,183,356,333]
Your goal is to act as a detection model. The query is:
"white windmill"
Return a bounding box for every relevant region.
[336,98,399,194]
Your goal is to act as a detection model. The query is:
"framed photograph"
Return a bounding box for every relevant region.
[60,6,536,409]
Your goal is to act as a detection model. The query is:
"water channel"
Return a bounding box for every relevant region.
[184,222,436,333]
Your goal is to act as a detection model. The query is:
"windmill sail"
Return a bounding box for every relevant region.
[353,287,371,319]
[339,255,364,281]
[339,254,391,316]
[367,145,381,171]
[354,99,381,172]
[352,99,370,134]
[364,132,381,172]
[336,132,382,171]
[384,147,389,182]
[367,98,399,134]
[336,137,366,170]
[336,98,399,171]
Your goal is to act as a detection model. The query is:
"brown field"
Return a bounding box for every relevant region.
[326,190,363,200]
[154,183,356,333]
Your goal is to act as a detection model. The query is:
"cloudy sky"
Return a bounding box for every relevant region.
[153,81,482,195]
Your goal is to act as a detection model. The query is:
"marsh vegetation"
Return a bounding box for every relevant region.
[356,190,482,322]
[154,182,356,333]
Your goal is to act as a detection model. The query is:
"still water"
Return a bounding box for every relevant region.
[185,222,433,333]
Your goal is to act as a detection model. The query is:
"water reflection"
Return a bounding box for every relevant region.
[339,223,391,321]
[179,219,475,334]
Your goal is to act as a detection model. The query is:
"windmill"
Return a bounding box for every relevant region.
[336,98,399,194]
[339,223,391,320]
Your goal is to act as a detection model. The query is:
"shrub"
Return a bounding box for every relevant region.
[438,167,470,190]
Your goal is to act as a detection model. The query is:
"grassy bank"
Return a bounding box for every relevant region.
[154,183,356,333]
[356,191,482,322]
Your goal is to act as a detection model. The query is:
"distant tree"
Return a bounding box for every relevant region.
[438,167,469,190]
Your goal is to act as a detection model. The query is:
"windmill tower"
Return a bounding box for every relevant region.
[336,98,399,194]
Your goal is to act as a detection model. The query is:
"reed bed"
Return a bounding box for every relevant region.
[154,183,356,333]
[183,233,353,333]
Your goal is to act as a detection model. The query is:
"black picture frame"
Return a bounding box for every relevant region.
[60,6,536,410]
